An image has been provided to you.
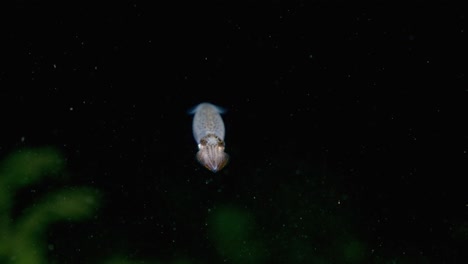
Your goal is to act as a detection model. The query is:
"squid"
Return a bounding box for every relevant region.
[190,102,229,172]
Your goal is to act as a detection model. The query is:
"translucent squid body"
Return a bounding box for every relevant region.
[191,102,229,172]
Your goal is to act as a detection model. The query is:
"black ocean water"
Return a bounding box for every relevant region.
[1,1,466,263]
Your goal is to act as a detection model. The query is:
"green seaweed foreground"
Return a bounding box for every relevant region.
[0,147,100,264]
[0,147,448,264]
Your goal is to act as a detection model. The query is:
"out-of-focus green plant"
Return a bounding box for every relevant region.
[209,206,267,264]
[0,147,100,264]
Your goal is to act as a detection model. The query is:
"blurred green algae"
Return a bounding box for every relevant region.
[209,206,267,264]
[0,147,100,264]
[0,147,447,263]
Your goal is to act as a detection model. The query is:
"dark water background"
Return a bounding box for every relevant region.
[0,1,466,263]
